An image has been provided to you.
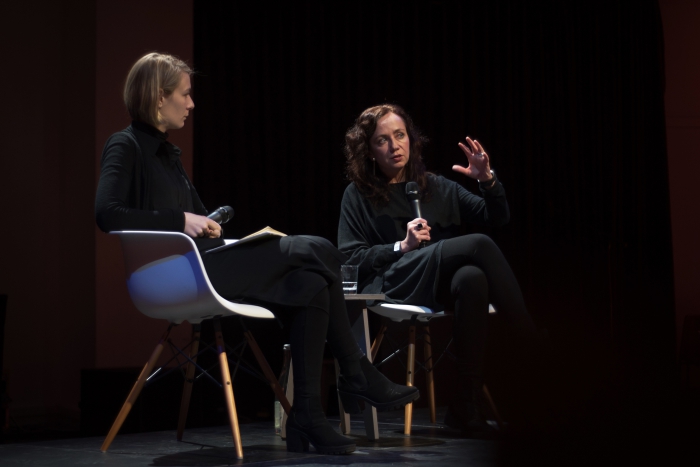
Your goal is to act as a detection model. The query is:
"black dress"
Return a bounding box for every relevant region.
[95,121,346,311]
[337,174,509,311]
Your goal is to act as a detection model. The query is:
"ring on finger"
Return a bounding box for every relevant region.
[416,223,423,230]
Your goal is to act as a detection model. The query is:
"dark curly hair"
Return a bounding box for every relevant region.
[344,104,430,206]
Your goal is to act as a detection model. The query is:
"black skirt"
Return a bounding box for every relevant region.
[202,235,347,311]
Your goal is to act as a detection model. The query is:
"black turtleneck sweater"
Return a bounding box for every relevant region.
[95,121,207,233]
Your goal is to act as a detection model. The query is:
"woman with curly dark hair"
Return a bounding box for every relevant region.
[338,104,539,433]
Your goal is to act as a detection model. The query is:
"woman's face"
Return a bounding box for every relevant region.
[157,72,194,132]
[369,112,410,183]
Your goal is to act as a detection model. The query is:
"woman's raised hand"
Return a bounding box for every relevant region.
[452,136,493,182]
[184,212,222,238]
[400,218,431,253]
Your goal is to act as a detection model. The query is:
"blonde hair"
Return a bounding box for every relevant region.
[123,52,193,127]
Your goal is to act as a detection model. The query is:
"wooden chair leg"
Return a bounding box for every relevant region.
[359,308,379,441]
[337,308,379,440]
[214,318,243,459]
[370,320,388,362]
[243,330,291,415]
[482,384,504,431]
[281,359,294,439]
[101,325,173,452]
[423,326,436,424]
[335,359,351,434]
[404,325,416,435]
[177,324,200,441]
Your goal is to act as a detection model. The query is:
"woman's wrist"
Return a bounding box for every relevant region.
[478,170,497,189]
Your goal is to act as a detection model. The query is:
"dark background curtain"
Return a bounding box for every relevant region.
[193,0,676,451]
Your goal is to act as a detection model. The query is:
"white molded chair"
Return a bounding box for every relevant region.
[367,302,501,434]
[100,231,290,459]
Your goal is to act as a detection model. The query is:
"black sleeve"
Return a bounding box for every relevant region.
[456,178,510,227]
[338,186,399,279]
[95,132,185,232]
[177,160,208,216]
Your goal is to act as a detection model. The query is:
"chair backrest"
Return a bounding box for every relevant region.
[113,231,275,324]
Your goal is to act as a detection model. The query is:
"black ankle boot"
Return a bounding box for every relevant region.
[337,356,419,414]
[443,379,495,434]
[285,396,355,454]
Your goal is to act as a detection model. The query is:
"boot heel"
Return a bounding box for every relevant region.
[285,428,310,452]
[338,391,363,414]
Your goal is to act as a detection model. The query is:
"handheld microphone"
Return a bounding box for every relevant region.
[405,182,426,248]
[207,206,234,224]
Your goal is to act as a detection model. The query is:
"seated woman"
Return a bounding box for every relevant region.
[95,53,418,455]
[339,104,539,432]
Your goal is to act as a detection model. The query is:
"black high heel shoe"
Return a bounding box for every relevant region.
[444,400,495,434]
[337,356,420,414]
[285,397,355,455]
[443,379,497,435]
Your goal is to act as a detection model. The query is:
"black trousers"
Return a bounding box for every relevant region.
[204,235,363,400]
[436,234,537,380]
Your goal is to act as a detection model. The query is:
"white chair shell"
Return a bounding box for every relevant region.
[114,231,275,324]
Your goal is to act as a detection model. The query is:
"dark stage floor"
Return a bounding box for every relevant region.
[0,407,500,466]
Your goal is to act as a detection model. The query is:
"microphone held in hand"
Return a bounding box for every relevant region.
[405,182,422,218]
[405,182,426,248]
[207,206,234,224]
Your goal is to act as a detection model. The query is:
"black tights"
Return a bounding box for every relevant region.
[436,234,537,380]
[288,276,364,400]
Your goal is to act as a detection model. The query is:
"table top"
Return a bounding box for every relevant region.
[343,293,385,300]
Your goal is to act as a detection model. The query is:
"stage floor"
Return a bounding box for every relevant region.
[0,407,500,466]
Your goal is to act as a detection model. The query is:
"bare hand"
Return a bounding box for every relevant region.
[452,136,493,182]
[184,212,221,238]
[400,218,431,253]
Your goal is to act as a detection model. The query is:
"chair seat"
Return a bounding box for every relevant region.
[369,303,496,323]
[369,303,444,322]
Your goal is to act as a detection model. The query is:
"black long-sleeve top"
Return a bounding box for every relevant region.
[337,174,509,309]
[95,121,207,233]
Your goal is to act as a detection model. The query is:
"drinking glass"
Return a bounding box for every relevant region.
[341,265,358,294]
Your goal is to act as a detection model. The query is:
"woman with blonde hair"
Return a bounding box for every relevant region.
[95,54,418,455]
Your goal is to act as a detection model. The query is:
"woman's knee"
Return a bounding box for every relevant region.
[308,286,330,313]
[443,233,498,257]
[465,234,499,255]
[451,265,488,297]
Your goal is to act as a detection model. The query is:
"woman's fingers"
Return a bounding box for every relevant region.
[458,141,473,158]
[465,136,479,154]
[206,219,222,238]
[455,136,490,180]
[404,219,431,250]
[184,212,223,238]
[452,164,470,176]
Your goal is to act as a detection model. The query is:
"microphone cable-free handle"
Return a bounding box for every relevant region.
[405,182,426,249]
[207,205,234,224]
